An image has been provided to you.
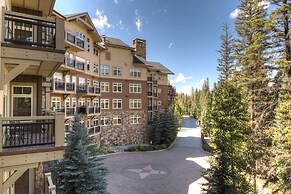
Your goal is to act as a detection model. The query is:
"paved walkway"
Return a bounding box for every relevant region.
[104,117,209,194]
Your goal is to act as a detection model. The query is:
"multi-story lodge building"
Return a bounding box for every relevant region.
[0,1,175,193]
[0,0,66,193]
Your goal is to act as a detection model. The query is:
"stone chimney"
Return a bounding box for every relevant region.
[132,38,146,59]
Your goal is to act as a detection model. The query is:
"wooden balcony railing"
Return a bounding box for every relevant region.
[3,11,63,50]
[0,114,65,151]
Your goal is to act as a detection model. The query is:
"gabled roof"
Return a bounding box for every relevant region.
[63,12,102,42]
[147,61,174,75]
[133,55,174,75]
[102,36,132,50]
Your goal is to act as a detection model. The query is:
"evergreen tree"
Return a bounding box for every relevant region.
[234,0,274,189]
[217,23,235,82]
[148,111,161,145]
[200,78,212,136]
[204,81,251,193]
[53,114,108,194]
[270,0,291,192]
[159,108,178,146]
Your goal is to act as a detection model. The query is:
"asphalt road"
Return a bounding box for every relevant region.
[104,117,209,194]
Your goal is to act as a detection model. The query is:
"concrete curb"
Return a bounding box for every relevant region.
[100,137,177,157]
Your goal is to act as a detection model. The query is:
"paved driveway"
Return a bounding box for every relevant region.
[104,117,209,194]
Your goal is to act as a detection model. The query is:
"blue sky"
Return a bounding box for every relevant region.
[55,0,241,95]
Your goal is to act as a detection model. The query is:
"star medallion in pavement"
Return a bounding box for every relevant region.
[126,165,167,179]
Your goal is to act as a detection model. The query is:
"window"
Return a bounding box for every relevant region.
[129,84,141,93]
[101,99,109,109]
[94,48,99,56]
[100,65,109,75]
[76,31,85,48]
[76,56,85,70]
[130,115,141,124]
[113,99,122,109]
[113,116,122,125]
[158,101,162,105]
[105,51,111,60]
[51,97,61,111]
[113,83,122,93]
[79,98,85,106]
[93,99,99,107]
[157,88,162,93]
[130,69,141,78]
[53,72,63,80]
[100,82,109,92]
[87,61,90,71]
[101,116,109,126]
[86,38,90,52]
[129,99,142,109]
[66,29,75,44]
[93,64,99,74]
[12,86,33,116]
[113,67,122,76]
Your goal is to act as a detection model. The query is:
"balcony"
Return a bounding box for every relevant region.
[65,57,76,69]
[148,106,153,111]
[0,114,64,150]
[153,80,158,85]
[147,77,153,82]
[0,114,65,168]
[148,92,158,97]
[52,80,75,93]
[78,106,100,115]
[77,85,101,96]
[65,107,75,118]
[88,126,101,135]
[64,31,85,52]
[1,10,64,77]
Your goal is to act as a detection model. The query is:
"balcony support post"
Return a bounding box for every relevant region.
[55,18,64,50]
[55,113,65,147]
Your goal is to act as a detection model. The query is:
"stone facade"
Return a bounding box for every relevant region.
[98,110,148,146]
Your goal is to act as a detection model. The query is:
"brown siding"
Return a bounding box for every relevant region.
[100,78,147,112]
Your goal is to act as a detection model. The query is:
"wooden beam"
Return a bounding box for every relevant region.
[4,64,30,85]
[2,167,26,191]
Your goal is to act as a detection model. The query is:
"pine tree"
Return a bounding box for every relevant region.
[204,81,251,193]
[270,0,291,192]
[148,111,161,145]
[234,0,274,190]
[53,114,108,194]
[200,78,212,136]
[159,108,178,146]
[217,23,235,82]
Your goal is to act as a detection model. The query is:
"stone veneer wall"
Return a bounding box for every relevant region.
[35,163,44,194]
[97,110,148,146]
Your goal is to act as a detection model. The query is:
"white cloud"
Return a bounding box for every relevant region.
[169,73,193,84]
[114,0,118,3]
[230,1,270,19]
[168,42,173,49]
[230,8,240,19]
[259,0,270,9]
[135,10,142,32]
[92,10,111,32]
[117,20,125,30]
[198,79,206,85]
[177,85,195,95]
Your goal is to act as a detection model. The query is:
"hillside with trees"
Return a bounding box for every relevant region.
[173,0,291,193]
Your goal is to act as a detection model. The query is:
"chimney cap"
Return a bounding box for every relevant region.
[133,38,146,43]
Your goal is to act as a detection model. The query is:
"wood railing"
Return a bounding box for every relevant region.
[45,173,56,194]
[0,114,65,151]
